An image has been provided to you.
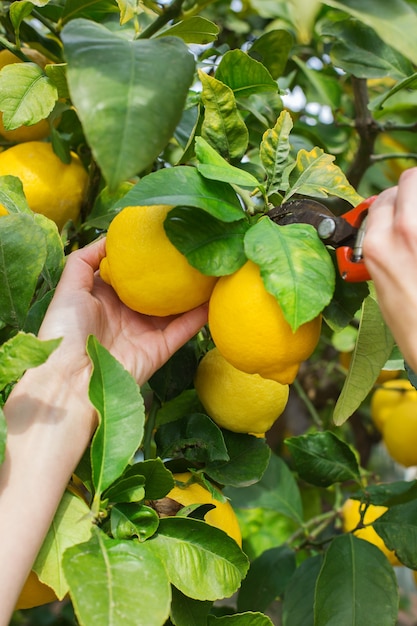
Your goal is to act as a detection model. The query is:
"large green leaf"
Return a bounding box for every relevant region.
[333,295,394,425]
[0,331,61,389]
[62,19,195,190]
[324,0,417,66]
[244,217,335,330]
[63,530,171,626]
[285,431,361,487]
[116,166,245,222]
[160,16,219,44]
[373,500,417,569]
[199,70,249,161]
[195,136,260,188]
[148,517,249,601]
[248,29,293,80]
[0,214,47,328]
[314,534,398,626]
[260,110,293,195]
[215,49,278,98]
[87,336,145,499]
[0,175,32,214]
[282,555,323,626]
[170,585,212,626]
[34,213,65,289]
[208,614,274,625]
[34,490,93,599]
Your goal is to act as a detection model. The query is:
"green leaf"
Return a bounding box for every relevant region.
[215,49,278,98]
[285,431,361,487]
[373,500,417,569]
[156,389,204,427]
[323,0,417,66]
[9,1,34,30]
[62,19,195,190]
[148,517,249,601]
[87,336,145,498]
[0,63,57,129]
[282,555,323,626]
[116,166,245,222]
[199,70,249,161]
[123,458,175,500]
[0,175,32,214]
[323,258,369,332]
[63,530,171,626]
[224,453,304,524]
[45,63,71,100]
[0,331,61,389]
[33,490,93,599]
[292,57,342,109]
[205,430,271,488]
[149,341,198,403]
[170,586,212,626]
[369,72,417,112]
[208,613,274,625]
[110,503,159,542]
[155,414,230,464]
[34,213,65,289]
[248,29,293,80]
[0,406,6,465]
[244,217,335,330]
[361,480,417,507]
[164,206,249,277]
[284,147,363,206]
[314,534,398,626]
[103,475,145,504]
[0,214,47,328]
[260,110,293,195]
[237,546,296,612]
[195,136,260,188]
[333,295,394,425]
[160,16,219,44]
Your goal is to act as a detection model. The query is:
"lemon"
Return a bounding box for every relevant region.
[0,205,8,216]
[0,141,88,230]
[15,570,58,610]
[163,472,242,546]
[208,260,322,385]
[341,498,400,566]
[194,347,289,434]
[99,204,217,316]
[0,48,52,143]
[382,400,417,467]
[370,379,417,432]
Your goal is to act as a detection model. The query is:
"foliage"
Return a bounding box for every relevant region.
[2,0,417,624]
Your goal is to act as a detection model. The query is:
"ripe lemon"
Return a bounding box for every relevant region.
[341,498,400,566]
[99,204,218,316]
[0,205,8,216]
[162,472,242,546]
[382,400,417,467]
[208,260,322,385]
[370,379,417,432]
[194,347,289,434]
[0,48,52,143]
[15,570,58,610]
[0,141,88,230]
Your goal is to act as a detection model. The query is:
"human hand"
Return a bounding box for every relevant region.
[363,167,417,371]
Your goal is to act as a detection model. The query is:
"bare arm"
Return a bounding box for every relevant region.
[0,239,208,623]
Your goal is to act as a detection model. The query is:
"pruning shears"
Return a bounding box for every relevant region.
[267,196,376,282]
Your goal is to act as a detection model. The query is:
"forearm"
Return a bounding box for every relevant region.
[0,359,96,623]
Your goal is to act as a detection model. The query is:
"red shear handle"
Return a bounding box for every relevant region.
[335,196,377,282]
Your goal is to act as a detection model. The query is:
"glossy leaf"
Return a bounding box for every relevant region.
[314,534,398,626]
[249,29,293,80]
[244,217,335,330]
[156,389,204,427]
[0,214,47,328]
[208,614,274,625]
[215,49,278,98]
[205,430,271,488]
[0,63,57,128]
[164,206,249,276]
[373,500,417,568]
[160,16,219,44]
[148,517,249,601]
[123,458,175,500]
[87,336,145,498]
[110,503,159,542]
[224,453,303,524]
[285,431,361,487]
[333,295,394,425]
[116,166,245,222]
[103,475,145,505]
[260,110,293,195]
[282,555,323,626]
[237,545,296,612]
[199,70,249,161]
[170,586,212,626]
[284,147,363,206]
[195,136,260,188]
[62,19,195,190]
[361,480,417,507]
[34,490,93,599]
[34,213,65,289]
[9,1,34,29]
[0,331,61,389]
[63,530,171,626]
[0,175,32,214]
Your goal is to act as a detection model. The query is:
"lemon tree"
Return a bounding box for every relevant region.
[2,1,417,625]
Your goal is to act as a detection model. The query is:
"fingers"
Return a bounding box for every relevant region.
[162,303,209,356]
[57,237,107,293]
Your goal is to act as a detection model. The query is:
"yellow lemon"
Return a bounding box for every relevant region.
[163,472,242,546]
[15,570,58,610]
[0,48,52,143]
[0,141,88,230]
[0,205,8,216]
[194,347,289,434]
[382,400,417,467]
[208,260,322,385]
[99,204,217,316]
[341,498,401,566]
[370,379,417,432]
